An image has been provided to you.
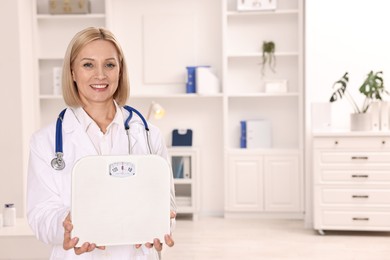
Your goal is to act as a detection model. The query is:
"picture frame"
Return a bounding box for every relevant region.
[237,0,277,11]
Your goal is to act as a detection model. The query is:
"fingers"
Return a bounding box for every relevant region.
[74,242,96,255]
[170,211,176,219]
[164,234,175,247]
[153,239,163,251]
[62,213,105,253]
[63,214,79,250]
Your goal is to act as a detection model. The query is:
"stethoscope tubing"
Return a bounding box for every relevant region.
[52,105,152,171]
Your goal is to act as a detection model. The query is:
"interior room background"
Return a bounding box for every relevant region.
[1,0,390,228]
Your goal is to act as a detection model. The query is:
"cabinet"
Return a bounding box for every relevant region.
[222,0,304,216]
[33,0,108,127]
[226,151,301,216]
[313,133,390,234]
[168,147,199,220]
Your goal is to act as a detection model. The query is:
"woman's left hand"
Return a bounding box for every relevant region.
[135,211,176,251]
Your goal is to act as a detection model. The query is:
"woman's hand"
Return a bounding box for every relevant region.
[136,211,176,251]
[62,213,106,254]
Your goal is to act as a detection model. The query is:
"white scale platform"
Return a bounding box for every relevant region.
[71,155,170,247]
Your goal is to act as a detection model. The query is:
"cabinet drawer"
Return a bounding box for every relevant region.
[321,189,390,205]
[313,137,390,149]
[320,152,390,164]
[322,210,390,229]
[320,169,390,183]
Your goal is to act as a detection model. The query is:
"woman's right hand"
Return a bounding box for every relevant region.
[62,213,106,254]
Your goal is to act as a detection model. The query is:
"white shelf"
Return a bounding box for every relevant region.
[37,14,105,19]
[227,52,299,58]
[227,148,299,154]
[227,92,299,98]
[168,147,199,220]
[227,9,299,16]
[0,219,34,237]
[223,0,304,216]
[131,93,223,99]
[174,179,193,184]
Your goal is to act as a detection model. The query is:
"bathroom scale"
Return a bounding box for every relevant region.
[71,155,171,247]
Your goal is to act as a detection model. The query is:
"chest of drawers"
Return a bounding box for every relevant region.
[313,134,390,234]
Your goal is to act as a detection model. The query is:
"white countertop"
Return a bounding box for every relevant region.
[0,218,34,237]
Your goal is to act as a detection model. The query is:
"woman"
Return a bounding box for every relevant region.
[27,27,176,259]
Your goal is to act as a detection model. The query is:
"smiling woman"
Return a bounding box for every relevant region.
[26,27,176,260]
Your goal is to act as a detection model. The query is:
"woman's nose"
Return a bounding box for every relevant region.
[95,66,107,79]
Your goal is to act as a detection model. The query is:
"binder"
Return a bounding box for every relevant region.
[172,129,193,146]
[240,120,272,148]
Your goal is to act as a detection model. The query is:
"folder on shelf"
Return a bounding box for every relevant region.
[172,129,193,146]
[171,156,191,179]
[240,120,272,148]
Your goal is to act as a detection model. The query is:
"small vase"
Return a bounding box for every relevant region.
[350,113,373,131]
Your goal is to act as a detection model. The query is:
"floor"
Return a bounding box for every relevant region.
[161,216,390,260]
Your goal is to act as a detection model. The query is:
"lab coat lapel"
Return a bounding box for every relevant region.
[62,108,97,156]
[111,107,138,155]
[111,125,135,155]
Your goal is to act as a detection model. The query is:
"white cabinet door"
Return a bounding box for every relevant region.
[264,155,301,212]
[227,155,263,211]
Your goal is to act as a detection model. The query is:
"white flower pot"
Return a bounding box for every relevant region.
[350,113,373,131]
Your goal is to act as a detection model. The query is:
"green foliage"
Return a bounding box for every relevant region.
[260,41,276,76]
[329,71,387,113]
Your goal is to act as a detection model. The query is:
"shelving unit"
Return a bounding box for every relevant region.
[33,0,108,127]
[222,0,304,217]
[168,147,199,220]
[30,0,304,218]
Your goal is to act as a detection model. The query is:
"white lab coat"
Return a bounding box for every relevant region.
[27,107,176,260]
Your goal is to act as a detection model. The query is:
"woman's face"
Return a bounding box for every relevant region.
[72,39,120,107]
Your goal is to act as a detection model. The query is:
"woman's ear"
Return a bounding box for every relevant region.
[71,70,75,81]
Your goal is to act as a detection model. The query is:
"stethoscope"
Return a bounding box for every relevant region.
[51,105,153,171]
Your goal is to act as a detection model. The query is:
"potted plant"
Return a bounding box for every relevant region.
[329,70,388,130]
[260,41,276,76]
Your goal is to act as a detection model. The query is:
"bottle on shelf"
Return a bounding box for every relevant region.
[3,203,16,227]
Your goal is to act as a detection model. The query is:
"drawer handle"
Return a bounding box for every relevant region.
[352,195,369,199]
[351,156,368,160]
[352,174,369,178]
[352,217,370,221]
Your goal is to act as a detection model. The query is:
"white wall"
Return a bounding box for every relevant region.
[305,0,390,226]
[0,0,23,217]
[306,0,390,129]
[109,0,224,216]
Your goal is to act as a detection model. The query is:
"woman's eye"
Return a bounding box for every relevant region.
[83,63,93,68]
[106,63,116,68]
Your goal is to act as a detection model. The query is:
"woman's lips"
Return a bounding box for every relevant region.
[90,84,108,89]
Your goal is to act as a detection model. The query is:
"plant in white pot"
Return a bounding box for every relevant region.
[260,41,287,93]
[329,71,388,131]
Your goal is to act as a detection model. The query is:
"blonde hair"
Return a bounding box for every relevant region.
[62,27,129,107]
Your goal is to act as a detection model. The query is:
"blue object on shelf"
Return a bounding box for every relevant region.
[240,121,247,148]
[172,129,193,146]
[186,66,211,94]
[186,66,197,93]
[171,156,184,178]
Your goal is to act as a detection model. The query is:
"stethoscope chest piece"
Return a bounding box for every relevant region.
[51,152,65,171]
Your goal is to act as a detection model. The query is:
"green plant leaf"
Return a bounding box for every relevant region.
[260,41,276,75]
[329,72,349,102]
